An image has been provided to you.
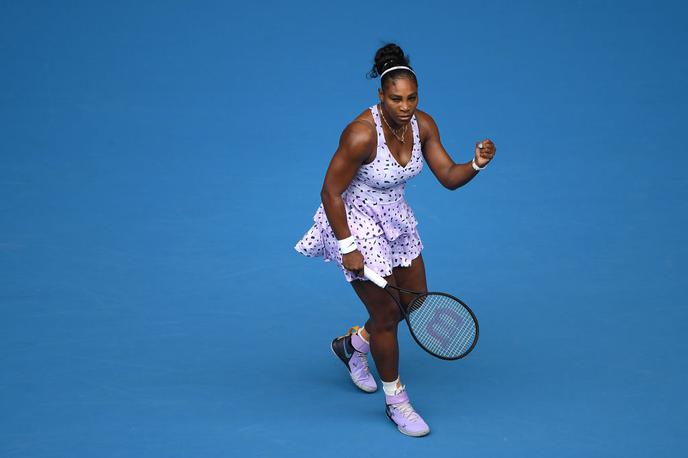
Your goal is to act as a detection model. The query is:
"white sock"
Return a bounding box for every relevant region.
[382,377,402,396]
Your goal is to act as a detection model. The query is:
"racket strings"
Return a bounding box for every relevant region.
[407,294,477,359]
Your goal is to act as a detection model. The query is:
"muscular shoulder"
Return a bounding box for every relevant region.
[415,109,440,142]
[337,112,376,162]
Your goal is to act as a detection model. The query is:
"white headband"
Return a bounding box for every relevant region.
[380,65,415,79]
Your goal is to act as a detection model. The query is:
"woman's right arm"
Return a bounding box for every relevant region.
[320,121,375,277]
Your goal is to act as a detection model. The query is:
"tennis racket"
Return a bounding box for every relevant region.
[363,266,479,360]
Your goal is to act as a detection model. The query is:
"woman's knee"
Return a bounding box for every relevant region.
[369,306,402,333]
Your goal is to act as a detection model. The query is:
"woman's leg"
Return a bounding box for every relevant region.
[350,253,428,382]
[352,254,431,437]
[392,253,428,306]
[350,275,402,383]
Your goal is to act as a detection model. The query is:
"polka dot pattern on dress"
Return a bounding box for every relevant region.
[295,104,425,282]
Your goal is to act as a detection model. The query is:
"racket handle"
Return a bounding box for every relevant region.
[363,266,388,289]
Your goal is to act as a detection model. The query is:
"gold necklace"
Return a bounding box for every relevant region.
[379,104,408,143]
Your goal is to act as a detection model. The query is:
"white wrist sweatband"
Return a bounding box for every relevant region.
[337,236,358,254]
[472,158,486,171]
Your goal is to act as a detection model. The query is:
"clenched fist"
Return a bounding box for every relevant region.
[474,139,496,168]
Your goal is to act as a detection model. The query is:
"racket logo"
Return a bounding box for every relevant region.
[425,307,463,350]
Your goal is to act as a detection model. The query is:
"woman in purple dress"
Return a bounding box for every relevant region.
[295,43,496,436]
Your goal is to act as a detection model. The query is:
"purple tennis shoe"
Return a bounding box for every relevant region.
[331,326,377,393]
[385,387,430,437]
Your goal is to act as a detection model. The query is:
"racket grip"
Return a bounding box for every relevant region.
[363,266,388,289]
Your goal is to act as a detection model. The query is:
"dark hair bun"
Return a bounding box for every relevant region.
[367,43,416,85]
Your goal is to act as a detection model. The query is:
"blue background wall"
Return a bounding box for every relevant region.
[1,1,686,456]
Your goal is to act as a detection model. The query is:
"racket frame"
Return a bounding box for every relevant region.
[363,266,479,360]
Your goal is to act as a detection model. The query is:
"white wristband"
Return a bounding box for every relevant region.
[472,158,486,171]
[337,236,358,254]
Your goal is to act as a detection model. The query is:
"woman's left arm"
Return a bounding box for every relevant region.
[417,111,496,190]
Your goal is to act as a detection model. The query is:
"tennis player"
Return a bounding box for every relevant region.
[295,43,496,437]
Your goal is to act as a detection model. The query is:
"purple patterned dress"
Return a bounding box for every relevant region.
[295,104,424,282]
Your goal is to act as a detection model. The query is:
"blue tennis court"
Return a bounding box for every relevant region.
[2,1,686,456]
